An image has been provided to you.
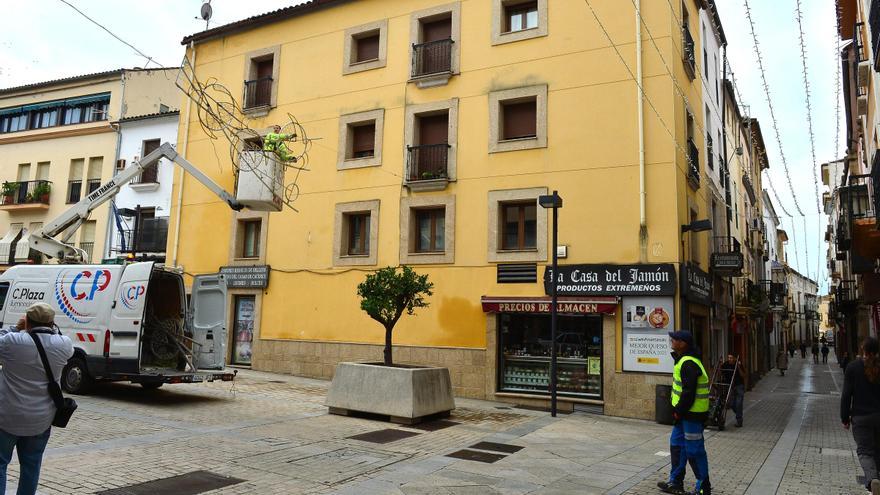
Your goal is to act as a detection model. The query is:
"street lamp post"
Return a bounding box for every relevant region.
[539,191,563,417]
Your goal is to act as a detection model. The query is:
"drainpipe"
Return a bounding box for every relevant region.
[172,42,195,268]
[636,0,647,262]
[106,71,127,261]
[722,47,733,358]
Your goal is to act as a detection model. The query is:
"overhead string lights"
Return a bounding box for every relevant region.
[176,56,313,211]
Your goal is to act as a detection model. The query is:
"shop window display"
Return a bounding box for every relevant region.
[499,313,602,398]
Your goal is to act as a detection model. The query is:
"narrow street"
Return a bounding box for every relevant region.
[2,353,865,494]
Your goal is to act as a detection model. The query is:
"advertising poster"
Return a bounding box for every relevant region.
[233,296,255,365]
[622,296,675,373]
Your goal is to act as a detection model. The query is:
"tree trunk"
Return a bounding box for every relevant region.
[384,325,393,366]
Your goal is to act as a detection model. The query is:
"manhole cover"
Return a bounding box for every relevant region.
[348,429,421,444]
[96,470,244,495]
[446,449,507,463]
[408,420,460,431]
[469,441,523,454]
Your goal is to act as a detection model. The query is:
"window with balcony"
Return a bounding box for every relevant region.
[67,158,83,204]
[243,46,279,113]
[488,187,548,263]
[80,220,96,262]
[337,109,384,170]
[410,3,460,86]
[333,200,379,266]
[489,85,547,153]
[492,0,547,45]
[686,109,699,189]
[135,139,161,184]
[343,20,388,75]
[681,4,695,78]
[405,99,458,190]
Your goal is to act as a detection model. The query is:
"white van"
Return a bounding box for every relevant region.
[0,262,234,393]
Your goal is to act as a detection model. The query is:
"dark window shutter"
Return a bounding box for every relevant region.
[421,18,452,42]
[355,34,380,62]
[256,59,273,79]
[352,123,376,155]
[417,113,449,145]
[502,100,537,140]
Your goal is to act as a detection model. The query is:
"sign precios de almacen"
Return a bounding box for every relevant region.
[543,264,676,296]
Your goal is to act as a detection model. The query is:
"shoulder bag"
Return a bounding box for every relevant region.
[27,331,77,428]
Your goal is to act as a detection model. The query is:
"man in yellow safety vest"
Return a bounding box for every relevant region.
[263,125,295,162]
[657,330,711,495]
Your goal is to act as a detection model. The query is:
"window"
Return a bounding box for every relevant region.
[400,195,455,264]
[501,202,537,250]
[492,0,547,45]
[404,99,458,188]
[240,220,261,258]
[80,220,96,262]
[505,1,538,32]
[409,4,460,85]
[243,46,280,113]
[337,109,384,170]
[415,208,445,253]
[0,93,109,134]
[488,188,548,262]
[138,139,161,183]
[346,213,370,256]
[67,158,83,204]
[343,20,388,75]
[351,124,376,158]
[489,85,547,153]
[86,156,102,195]
[706,132,713,170]
[333,200,380,266]
[502,99,537,140]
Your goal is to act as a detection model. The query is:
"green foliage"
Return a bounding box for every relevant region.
[357,266,433,365]
[32,182,51,197]
[1,182,18,196]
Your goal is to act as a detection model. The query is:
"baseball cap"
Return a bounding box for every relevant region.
[26,302,55,325]
[667,330,694,346]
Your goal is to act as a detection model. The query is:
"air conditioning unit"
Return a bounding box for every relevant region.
[859,59,871,87]
[236,151,285,211]
[116,159,126,171]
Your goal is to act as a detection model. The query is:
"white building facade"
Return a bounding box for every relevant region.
[106,110,178,261]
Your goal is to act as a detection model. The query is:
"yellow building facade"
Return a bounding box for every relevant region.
[0,69,179,264]
[172,0,717,419]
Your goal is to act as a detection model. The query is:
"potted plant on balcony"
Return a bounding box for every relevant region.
[1,182,18,204]
[32,182,51,203]
[326,266,455,424]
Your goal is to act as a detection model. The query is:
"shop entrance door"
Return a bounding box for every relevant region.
[232,295,256,365]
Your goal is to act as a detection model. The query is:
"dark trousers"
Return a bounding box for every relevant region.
[853,413,880,489]
[822,353,829,364]
[729,384,745,423]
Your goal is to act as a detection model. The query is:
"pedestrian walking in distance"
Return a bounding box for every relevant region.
[787,341,796,359]
[841,337,880,495]
[822,343,830,365]
[720,354,745,427]
[657,331,711,495]
[800,341,807,359]
[777,350,789,377]
[0,303,73,495]
[812,341,820,364]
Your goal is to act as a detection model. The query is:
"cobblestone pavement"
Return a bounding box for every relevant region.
[4,355,866,494]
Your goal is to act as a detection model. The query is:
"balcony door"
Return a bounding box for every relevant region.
[414,113,449,179]
[415,17,452,76]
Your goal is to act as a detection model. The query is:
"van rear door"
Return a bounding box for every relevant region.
[189,274,227,370]
[109,262,153,367]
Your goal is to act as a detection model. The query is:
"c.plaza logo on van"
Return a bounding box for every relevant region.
[54,269,112,324]
[120,285,145,310]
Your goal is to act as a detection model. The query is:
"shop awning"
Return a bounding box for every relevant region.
[0,225,23,264]
[481,296,618,315]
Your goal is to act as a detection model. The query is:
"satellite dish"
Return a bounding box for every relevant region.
[200,2,213,22]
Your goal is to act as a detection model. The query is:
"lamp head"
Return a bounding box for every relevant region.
[538,192,563,209]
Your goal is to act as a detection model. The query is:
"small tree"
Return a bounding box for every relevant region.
[357,266,434,366]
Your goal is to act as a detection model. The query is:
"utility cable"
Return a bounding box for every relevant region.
[794,0,823,214]
[58,0,160,68]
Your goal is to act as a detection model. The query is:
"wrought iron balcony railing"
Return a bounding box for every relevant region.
[244,77,273,109]
[687,138,699,189]
[407,143,450,182]
[411,39,453,78]
[1,180,52,206]
[114,217,169,253]
[682,25,696,77]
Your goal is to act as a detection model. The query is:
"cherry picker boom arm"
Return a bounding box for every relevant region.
[30,142,243,262]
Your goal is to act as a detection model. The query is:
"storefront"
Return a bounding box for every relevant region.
[681,263,712,361]
[482,297,616,400]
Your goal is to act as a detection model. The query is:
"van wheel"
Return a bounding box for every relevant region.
[62,358,93,394]
[140,382,163,390]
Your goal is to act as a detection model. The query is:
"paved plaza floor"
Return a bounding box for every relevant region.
[4,354,866,494]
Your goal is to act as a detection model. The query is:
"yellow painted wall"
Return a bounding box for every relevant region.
[171,0,705,348]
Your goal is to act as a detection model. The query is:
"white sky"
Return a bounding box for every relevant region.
[0,0,840,292]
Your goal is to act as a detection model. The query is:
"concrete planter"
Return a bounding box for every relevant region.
[326,362,455,424]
